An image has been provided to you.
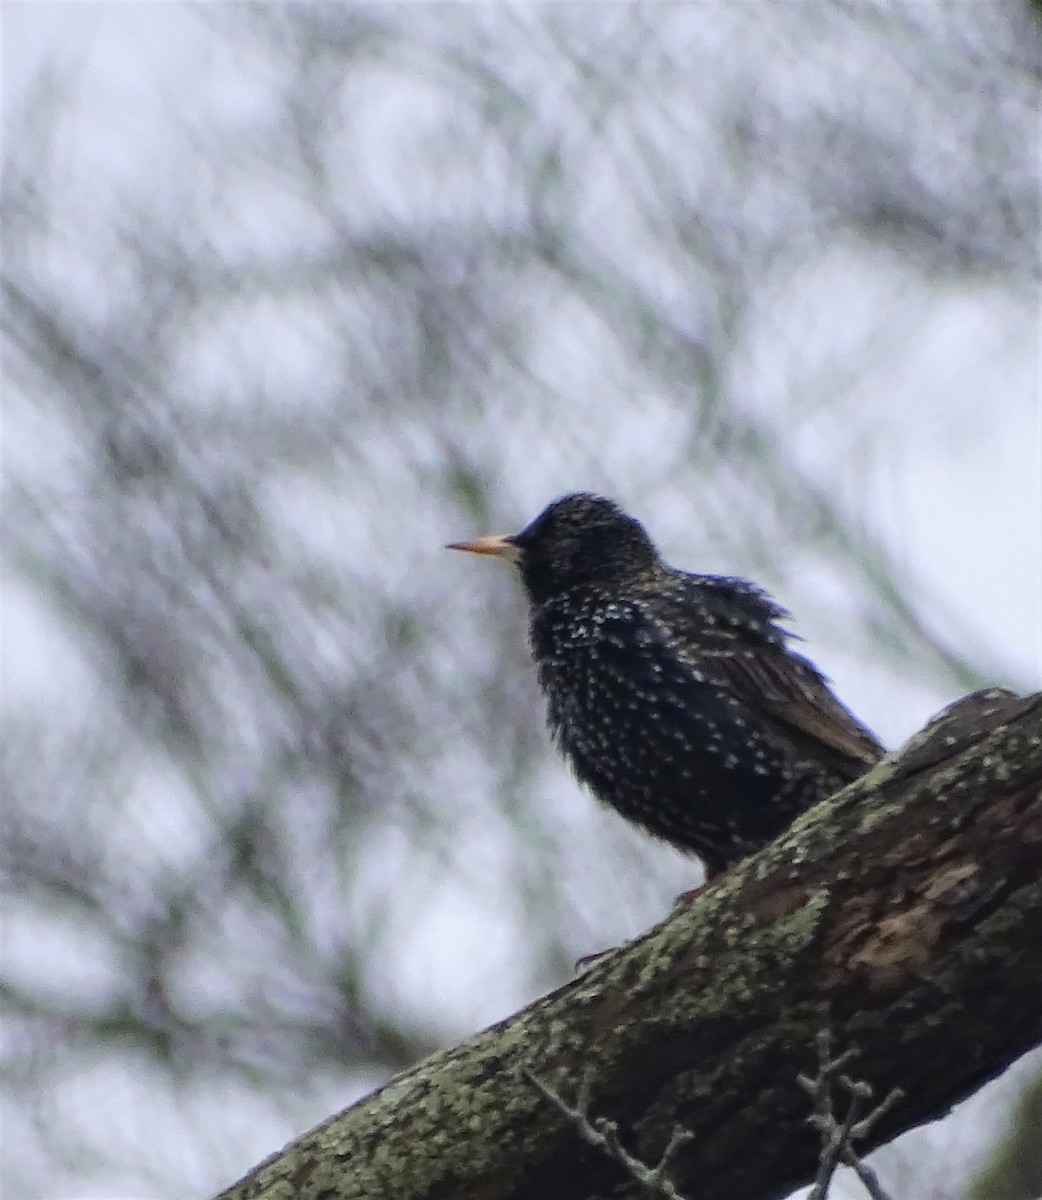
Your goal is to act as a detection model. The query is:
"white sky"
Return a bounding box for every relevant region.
[3,5,1041,1199]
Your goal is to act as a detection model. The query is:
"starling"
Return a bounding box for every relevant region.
[448,493,884,878]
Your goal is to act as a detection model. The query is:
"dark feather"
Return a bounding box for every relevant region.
[453,492,885,875]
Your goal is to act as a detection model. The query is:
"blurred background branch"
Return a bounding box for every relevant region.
[1,4,1039,1197]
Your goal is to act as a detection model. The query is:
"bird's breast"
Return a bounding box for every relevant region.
[531,598,693,760]
[528,595,793,804]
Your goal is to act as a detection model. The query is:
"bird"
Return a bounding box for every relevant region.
[448,492,884,879]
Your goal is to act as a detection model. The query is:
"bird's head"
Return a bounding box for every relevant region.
[448,492,658,605]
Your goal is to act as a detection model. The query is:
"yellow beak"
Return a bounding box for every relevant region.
[445,534,521,563]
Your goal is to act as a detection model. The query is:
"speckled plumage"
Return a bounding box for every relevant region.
[449,493,884,876]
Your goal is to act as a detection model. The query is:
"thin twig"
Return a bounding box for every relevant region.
[521,1065,694,1200]
[797,1028,902,1200]
[840,1147,894,1200]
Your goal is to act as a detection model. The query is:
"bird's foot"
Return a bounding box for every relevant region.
[574,947,616,973]
[673,864,729,906]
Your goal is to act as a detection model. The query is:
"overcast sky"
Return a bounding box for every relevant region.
[4,6,1040,1199]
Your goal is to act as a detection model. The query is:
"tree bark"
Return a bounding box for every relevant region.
[214,689,1042,1200]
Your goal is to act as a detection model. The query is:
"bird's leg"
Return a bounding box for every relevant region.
[673,863,727,906]
[576,867,723,973]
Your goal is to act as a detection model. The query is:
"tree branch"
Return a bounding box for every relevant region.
[214,688,1042,1200]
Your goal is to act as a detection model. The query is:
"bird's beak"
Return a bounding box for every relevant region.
[446,534,521,563]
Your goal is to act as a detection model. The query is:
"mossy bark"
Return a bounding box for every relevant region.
[214,689,1042,1200]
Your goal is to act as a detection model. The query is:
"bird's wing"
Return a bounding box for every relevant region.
[712,643,884,767]
[644,575,884,770]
